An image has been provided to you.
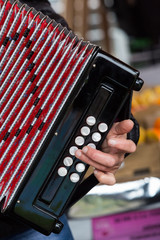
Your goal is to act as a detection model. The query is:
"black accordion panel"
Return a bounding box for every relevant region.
[0,0,143,235]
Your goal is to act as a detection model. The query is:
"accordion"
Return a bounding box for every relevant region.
[0,0,143,235]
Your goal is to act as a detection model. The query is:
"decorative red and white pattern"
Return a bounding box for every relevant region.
[0,0,95,210]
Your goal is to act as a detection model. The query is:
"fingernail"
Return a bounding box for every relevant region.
[108,139,116,146]
[82,146,88,153]
[94,170,98,175]
[75,150,81,157]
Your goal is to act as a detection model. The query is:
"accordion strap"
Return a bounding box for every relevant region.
[66,173,99,209]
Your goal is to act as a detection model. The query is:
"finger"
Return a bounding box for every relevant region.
[94,170,116,185]
[108,138,137,153]
[75,149,112,172]
[75,146,118,169]
[110,119,134,136]
[102,120,134,153]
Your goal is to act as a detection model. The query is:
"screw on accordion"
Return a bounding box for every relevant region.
[0,0,144,235]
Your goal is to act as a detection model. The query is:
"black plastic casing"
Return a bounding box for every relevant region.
[7,49,143,235]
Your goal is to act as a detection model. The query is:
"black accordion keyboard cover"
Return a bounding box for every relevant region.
[0,0,144,235]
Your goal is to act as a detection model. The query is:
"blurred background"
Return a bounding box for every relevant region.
[48,0,160,239]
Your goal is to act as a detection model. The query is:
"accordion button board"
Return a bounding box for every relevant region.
[0,0,144,235]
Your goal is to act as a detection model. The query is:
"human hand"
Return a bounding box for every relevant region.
[75,119,136,185]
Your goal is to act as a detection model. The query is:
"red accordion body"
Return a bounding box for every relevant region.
[0,0,95,210]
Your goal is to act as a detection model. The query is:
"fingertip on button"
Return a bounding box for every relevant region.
[69,146,78,156]
[82,146,88,154]
[88,143,96,149]
[75,149,82,157]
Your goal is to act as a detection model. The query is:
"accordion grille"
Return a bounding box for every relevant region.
[0,0,95,210]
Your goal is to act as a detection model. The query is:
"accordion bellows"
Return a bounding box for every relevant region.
[0,0,95,209]
[0,0,143,235]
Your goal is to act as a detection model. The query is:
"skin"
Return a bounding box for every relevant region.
[75,119,136,185]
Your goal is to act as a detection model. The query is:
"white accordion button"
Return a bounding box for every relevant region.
[58,167,67,177]
[63,157,73,167]
[80,126,90,136]
[92,132,101,142]
[98,123,108,133]
[76,163,85,172]
[69,146,78,156]
[75,136,85,146]
[70,173,80,183]
[86,116,96,126]
[88,143,96,149]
